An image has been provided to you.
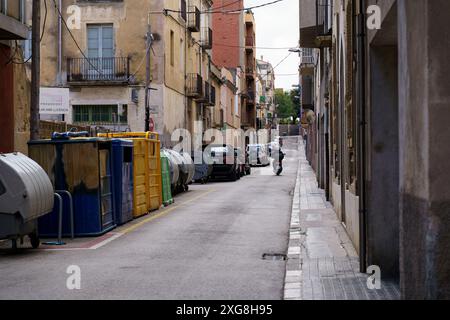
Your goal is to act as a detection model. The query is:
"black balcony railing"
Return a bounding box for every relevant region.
[187,6,200,32]
[186,73,203,97]
[201,27,213,49]
[67,57,130,83]
[316,0,333,36]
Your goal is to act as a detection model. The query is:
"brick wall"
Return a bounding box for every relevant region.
[212,0,243,68]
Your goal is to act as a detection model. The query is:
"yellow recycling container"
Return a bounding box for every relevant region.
[98,132,162,218]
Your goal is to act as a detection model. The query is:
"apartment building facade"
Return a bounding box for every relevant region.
[301,0,450,299]
[0,0,30,154]
[256,58,276,130]
[242,10,256,131]
[212,0,256,138]
[39,0,215,147]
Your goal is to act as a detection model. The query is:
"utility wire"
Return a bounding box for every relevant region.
[125,40,154,82]
[214,42,295,50]
[164,0,284,15]
[240,52,294,97]
[220,0,284,13]
[208,0,243,12]
[51,0,103,75]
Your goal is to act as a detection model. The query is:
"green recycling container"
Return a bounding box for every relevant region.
[160,153,174,206]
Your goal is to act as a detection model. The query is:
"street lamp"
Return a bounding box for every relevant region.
[288,47,302,53]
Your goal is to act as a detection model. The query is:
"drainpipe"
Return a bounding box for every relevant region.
[357,0,368,274]
[57,0,62,86]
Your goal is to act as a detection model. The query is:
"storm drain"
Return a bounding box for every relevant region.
[262,253,287,261]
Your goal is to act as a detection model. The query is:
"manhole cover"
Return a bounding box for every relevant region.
[262,253,287,261]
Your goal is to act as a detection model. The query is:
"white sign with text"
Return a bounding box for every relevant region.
[40,87,70,115]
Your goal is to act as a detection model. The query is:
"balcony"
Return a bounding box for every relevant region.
[186,73,203,97]
[315,0,332,47]
[300,48,315,76]
[245,36,254,51]
[187,6,200,32]
[245,66,255,79]
[0,12,29,40]
[299,0,332,48]
[66,57,130,84]
[200,27,213,50]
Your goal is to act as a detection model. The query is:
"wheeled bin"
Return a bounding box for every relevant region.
[0,153,54,248]
[162,149,179,194]
[112,139,134,225]
[98,132,162,218]
[160,152,174,206]
[28,138,116,237]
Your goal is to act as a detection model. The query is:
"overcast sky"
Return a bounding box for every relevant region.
[245,0,299,91]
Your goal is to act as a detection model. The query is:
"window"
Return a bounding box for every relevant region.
[170,30,174,67]
[87,24,114,59]
[180,0,187,21]
[73,105,128,125]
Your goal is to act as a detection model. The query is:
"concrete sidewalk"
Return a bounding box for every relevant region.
[284,140,400,300]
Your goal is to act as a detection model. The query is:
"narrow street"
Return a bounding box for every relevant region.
[0,138,300,300]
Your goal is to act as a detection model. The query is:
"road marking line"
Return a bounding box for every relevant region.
[38,189,216,252]
[89,233,124,250]
[120,189,215,236]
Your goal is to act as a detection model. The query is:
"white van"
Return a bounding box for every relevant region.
[246,144,270,167]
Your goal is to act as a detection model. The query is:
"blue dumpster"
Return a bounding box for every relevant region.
[112,139,134,226]
[28,138,116,237]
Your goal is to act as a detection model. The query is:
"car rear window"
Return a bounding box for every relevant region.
[211,147,228,154]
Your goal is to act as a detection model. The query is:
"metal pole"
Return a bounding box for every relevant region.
[30,0,41,140]
[55,193,63,244]
[145,24,152,132]
[57,0,62,85]
[56,190,74,239]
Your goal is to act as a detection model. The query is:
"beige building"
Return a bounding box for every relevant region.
[301,0,450,299]
[256,58,276,130]
[39,0,214,147]
[0,0,30,154]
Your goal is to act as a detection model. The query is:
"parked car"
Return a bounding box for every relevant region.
[247,144,270,167]
[204,144,240,181]
[191,150,213,184]
[235,147,251,176]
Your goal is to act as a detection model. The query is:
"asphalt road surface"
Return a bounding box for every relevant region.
[0,137,300,300]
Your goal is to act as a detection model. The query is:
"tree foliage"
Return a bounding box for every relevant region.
[275,89,300,120]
